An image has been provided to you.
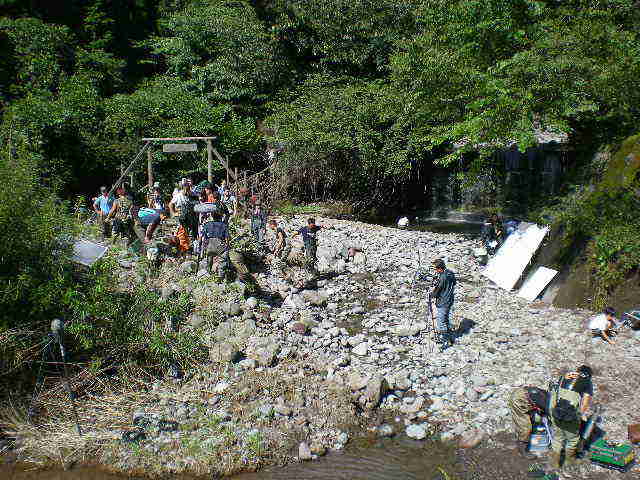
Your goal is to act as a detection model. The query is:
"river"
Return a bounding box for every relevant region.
[2,434,543,480]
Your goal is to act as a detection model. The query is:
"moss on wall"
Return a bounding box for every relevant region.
[538,134,640,311]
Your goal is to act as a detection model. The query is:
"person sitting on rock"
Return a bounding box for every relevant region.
[587,306,617,345]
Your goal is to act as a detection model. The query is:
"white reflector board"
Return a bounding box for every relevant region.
[72,240,108,266]
[517,266,558,302]
[482,222,549,291]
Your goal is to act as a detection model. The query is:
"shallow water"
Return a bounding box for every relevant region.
[0,434,549,480]
[392,220,481,237]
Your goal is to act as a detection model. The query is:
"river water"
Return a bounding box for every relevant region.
[2,434,543,480]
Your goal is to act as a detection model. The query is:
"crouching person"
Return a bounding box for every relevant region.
[508,385,549,458]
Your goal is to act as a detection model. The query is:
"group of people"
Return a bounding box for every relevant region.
[92,178,237,245]
[91,177,334,285]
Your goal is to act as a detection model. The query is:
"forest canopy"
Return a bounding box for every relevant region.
[0,0,639,202]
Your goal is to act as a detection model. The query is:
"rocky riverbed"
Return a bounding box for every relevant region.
[5,216,640,478]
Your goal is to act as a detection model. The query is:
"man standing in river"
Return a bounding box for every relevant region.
[431,258,456,351]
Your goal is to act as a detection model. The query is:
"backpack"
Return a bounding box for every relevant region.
[551,376,581,422]
[117,196,133,221]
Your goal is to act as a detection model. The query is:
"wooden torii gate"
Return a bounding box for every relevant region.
[108,136,237,198]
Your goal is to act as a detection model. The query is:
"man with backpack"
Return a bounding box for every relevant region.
[250,201,268,247]
[106,186,134,246]
[548,365,593,470]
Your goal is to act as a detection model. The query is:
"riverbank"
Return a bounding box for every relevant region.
[3,216,640,478]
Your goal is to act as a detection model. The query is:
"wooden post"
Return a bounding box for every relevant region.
[226,156,229,186]
[207,140,213,183]
[147,148,154,192]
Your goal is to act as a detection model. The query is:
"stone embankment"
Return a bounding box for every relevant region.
[9,216,640,478]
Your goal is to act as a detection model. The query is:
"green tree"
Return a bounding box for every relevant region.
[266,75,413,206]
[262,0,421,77]
[143,0,281,104]
[0,134,77,327]
[104,76,261,181]
[390,0,640,163]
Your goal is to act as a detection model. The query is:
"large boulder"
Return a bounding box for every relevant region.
[179,260,197,275]
[209,342,240,364]
[213,321,233,342]
[235,319,257,345]
[302,289,327,306]
[246,336,281,367]
[358,375,389,411]
[221,302,242,317]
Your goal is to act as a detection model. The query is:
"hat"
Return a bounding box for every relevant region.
[100,186,107,193]
[153,181,160,188]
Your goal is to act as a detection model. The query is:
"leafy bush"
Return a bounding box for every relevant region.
[0,137,77,328]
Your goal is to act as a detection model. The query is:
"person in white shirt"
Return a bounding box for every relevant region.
[588,307,617,344]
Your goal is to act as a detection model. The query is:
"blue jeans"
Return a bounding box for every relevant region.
[436,305,451,333]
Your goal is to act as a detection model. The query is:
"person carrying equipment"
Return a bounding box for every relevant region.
[200,219,229,276]
[548,365,593,471]
[431,258,456,350]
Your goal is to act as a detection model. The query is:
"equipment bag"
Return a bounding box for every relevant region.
[551,377,581,422]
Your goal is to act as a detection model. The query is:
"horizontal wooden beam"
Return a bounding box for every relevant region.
[141,136,217,141]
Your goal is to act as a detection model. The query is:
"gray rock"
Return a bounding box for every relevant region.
[209,342,240,364]
[245,297,259,310]
[175,406,189,420]
[458,429,484,448]
[241,310,255,321]
[221,302,242,316]
[377,424,395,437]
[465,388,479,402]
[188,313,205,328]
[160,286,174,301]
[236,318,256,338]
[213,321,233,342]
[352,342,368,356]
[180,261,197,275]
[400,396,424,414]
[246,336,281,366]
[359,375,389,410]
[239,358,257,369]
[406,423,428,440]
[298,442,312,460]
[347,371,368,391]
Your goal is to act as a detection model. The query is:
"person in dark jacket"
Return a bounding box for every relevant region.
[431,258,456,351]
